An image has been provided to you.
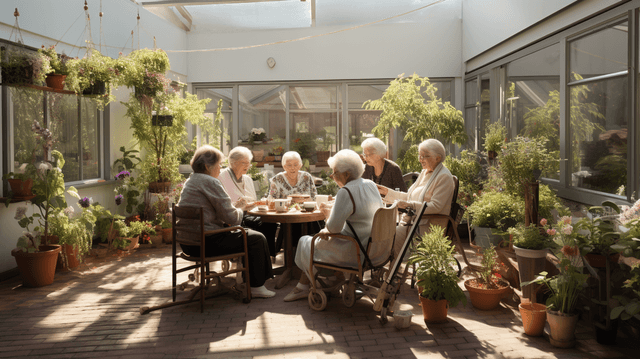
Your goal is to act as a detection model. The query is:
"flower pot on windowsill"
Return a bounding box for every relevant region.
[45,74,66,90]
[11,245,62,287]
[7,178,34,197]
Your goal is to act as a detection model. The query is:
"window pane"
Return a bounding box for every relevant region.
[49,93,79,181]
[11,87,44,167]
[348,84,388,151]
[239,85,286,154]
[507,43,561,179]
[290,86,337,109]
[290,112,338,162]
[81,98,99,180]
[465,79,477,106]
[478,73,491,148]
[569,20,628,80]
[570,76,628,195]
[464,107,477,150]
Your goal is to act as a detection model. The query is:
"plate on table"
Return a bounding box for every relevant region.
[255,205,269,212]
[288,194,311,204]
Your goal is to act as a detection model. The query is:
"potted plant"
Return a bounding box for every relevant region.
[464,244,511,310]
[575,202,621,268]
[114,170,145,216]
[10,231,61,287]
[291,132,317,163]
[117,48,171,109]
[268,145,284,162]
[467,190,524,248]
[408,225,466,323]
[66,49,118,109]
[483,122,506,160]
[111,219,153,251]
[315,128,335,163]
[38,45,72,90]
[248,127,267,144]
[507,220,552,301]
[3,163,37,200]
[0,46,51,86]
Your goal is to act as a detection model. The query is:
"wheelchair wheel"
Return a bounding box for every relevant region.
[222,260,230,272]
[308,290,327,311]
[342,282,356,308]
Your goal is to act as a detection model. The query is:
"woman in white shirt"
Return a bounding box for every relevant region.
[377,139,455,259]
[284,149,383,302]
[218,146,257,204]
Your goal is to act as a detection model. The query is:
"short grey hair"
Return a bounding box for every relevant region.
[418,139,446,163]
[228,146,252,165]
[281,151,302,166]
[191,145,223,174]
[328,149,365,179]
[361,137,387,157]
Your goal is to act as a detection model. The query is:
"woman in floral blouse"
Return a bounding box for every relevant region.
[268,151,317,199]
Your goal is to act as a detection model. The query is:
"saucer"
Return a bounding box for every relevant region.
[256,205,269,212]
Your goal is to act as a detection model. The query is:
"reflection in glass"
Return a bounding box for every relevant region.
[570,76,628,195]
[81,98,99,180]
[465,79,477,106]
[569,20,628,80]
[239,85,286,150]
[507,43,560,179]
[49,93,79,181]
[479,73,490,149]
[290,112,338,162]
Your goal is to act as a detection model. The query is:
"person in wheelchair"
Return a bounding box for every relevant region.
[284,149,383,302]
[178,145,275,298]
[376,139,455,259]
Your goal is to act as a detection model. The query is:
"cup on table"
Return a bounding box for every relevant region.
[316,195,329,204]
[274,199,288,212]
[267,197,276,211]
[303,201,316,212]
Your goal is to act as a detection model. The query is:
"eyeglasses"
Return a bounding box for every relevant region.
[238,161,252,167]
[418,154,431,160]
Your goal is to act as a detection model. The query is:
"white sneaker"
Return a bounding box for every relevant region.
[251,285,275,298]
[283,287,309,302]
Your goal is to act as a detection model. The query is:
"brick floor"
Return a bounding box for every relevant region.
[0,244,638,358]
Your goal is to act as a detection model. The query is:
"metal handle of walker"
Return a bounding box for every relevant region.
[373,202,428,312]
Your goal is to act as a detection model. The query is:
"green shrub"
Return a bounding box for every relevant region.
[467,190,524,230]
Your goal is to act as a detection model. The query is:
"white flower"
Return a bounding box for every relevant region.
[14,206,27,220]
[37,162,53,172]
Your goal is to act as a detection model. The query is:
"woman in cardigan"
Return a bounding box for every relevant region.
[284,149,383,302]
[268,151,317,200]
[218,146,257,204]
[361,137,407,192]
[376,139,455,259]
[179,145,275,298]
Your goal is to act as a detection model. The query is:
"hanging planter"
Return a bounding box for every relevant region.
[82,80,106,95]
[151,114,173,126]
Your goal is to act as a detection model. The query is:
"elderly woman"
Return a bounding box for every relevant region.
[361,137,407,192]
[269,151,317,199]
[284,149,383,302]
[377,139,455,259]
[179,145,275,298]
[218,146,257,204]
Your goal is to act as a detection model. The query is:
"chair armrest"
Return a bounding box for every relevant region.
[203,226,246,236]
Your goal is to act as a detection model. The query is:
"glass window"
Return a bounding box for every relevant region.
[80,98,99,180]
[465,79,478,150]
[479,72,491,148]
[569,20,628,81]
[199,88,232,154]
[569,76,628,195]
[348,84,388,152]
[465,79,477,106]
[238,85,286,154]
[11,87,44,168]
[290,86,337,109]
[507,43,561,179]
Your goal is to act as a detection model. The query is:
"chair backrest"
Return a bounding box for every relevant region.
[368,202,398,266]
[172,204,204,247]
[447,175,464,234]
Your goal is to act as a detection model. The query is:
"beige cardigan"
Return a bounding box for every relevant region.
[385,165,455,233]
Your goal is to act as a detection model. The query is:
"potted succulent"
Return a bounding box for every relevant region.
[38,45,72,90]
[464,244,511,310]
[408,225,466,323]
[0,45,51,86]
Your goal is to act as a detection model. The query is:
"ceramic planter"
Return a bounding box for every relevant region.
[519,302,547,336]
[546,310,579,348]
[514,245,548,301]
[473,227,503,249]
[464,278,511,310]
[419,295,448,324]
[11,245,62,287]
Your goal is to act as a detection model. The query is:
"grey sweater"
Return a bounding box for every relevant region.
[178,173,243,239]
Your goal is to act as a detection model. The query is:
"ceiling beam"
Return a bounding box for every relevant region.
[141,0,289,6]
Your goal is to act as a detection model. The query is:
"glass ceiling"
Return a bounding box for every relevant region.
[141,0,443,33]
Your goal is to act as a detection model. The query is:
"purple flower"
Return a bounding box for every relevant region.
[115,194,123,206]
[78,197,92,208]
[115,170,130,180]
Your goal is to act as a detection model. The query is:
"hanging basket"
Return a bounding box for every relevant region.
[82,80,106,95]
[151,114,173,126]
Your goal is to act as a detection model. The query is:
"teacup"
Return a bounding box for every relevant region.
[303,201,316,212]
[274,199,288,212]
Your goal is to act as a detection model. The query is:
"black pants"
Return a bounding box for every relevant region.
[180,228,273,287]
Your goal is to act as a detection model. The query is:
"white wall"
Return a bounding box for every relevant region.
[187,0,463,82]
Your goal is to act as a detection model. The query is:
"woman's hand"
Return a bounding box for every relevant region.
[376,184,389,196]
[317,228,331,240]
[233,197,248,210]
[396,200,410,209]
[319,201,333,219]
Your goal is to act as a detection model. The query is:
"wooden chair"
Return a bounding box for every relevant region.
[307,203,398,311]
[140,204,251,314]
[410,175,482,287]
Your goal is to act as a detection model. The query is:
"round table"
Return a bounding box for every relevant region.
[250,207,325,288]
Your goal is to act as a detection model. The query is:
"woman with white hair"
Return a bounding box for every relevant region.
[377,139,455,258]
[268,151,317,199]
[219,146,257,204]
[284,149,383,302]
[361,137,406,192]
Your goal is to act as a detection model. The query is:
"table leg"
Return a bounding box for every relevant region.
[275,223,293,289]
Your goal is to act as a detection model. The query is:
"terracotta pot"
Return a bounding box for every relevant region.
[45,74,66,90]
[464,278,510,310]
[419,295,448,324]
[161,228,173,244]
[46,235,80,271]
[514,246,548,301]
[252,150,265,162]
[7,178,33,197]
[547,310,579,348]
[584,253,620,268]
[11,245,62,287]
[519,303,547,336]
[148,181,171,193]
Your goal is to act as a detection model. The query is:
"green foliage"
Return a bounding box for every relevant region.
[38,46,71,75]
[291,132,317,162]
[483,122,506,153]
[0,46,51,85]
[522,266,588,315]
[499,137,554,197]
[538,184,570,220]
[316,170,339,196]
[574,203,620,255]
[116,48,170,89]
[467,190,523,230]
[31,150,68,239]
[114,174,144,215]
[364,73,467,172]
[408,226,466,307]
[444,150,482,208]
[112,145,141,176]
[66,49,118,109]
[610,263,640,321]
[508,223,550,250]
[197,99,225,148]
[478,244,499,287]
[15,232,40,253]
